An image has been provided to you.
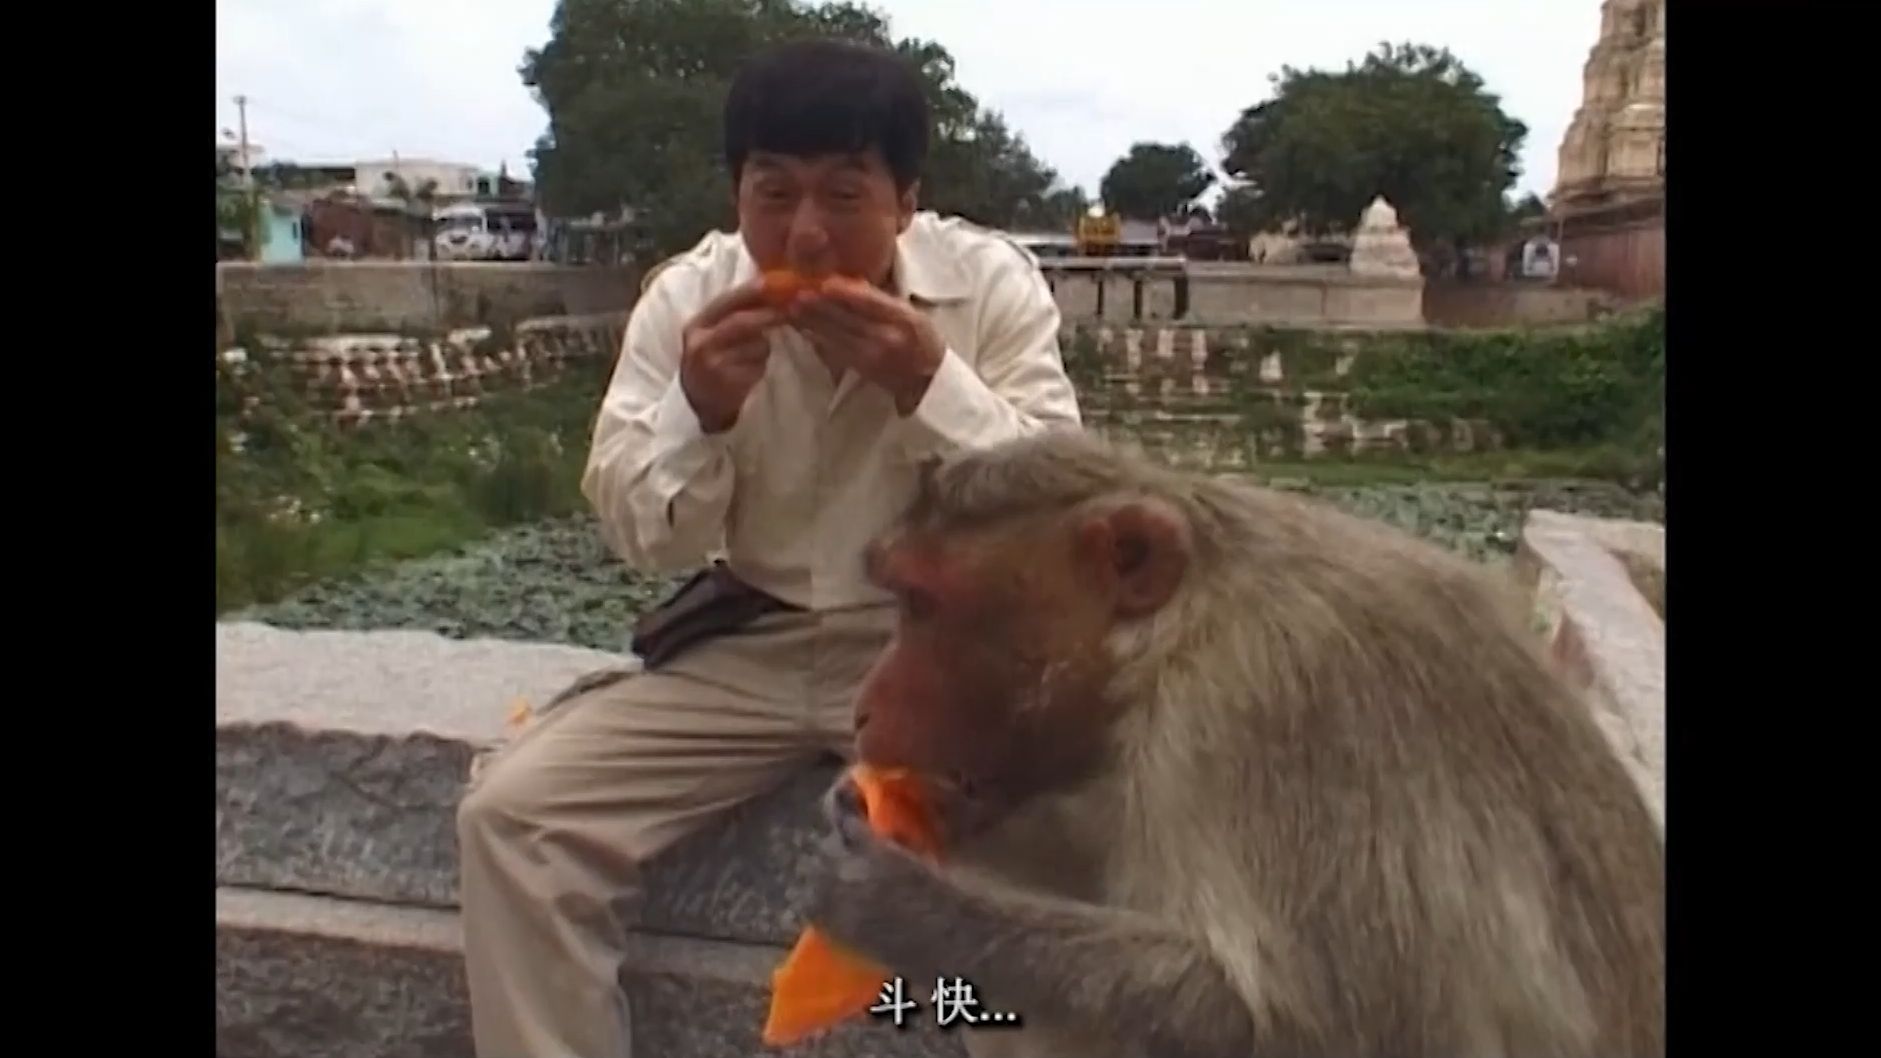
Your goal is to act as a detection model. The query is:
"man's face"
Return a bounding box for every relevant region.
[735,149,916,287]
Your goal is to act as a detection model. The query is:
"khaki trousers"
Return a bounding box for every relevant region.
[456,604,893,1058]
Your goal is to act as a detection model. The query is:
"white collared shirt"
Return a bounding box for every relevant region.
[581,211,1084,611]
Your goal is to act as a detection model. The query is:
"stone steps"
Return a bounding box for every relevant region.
[216,621,967,1057]
[1085,407,1246,428]
[1095,431,1258,472]
[217,887,965,1058]
[1083,394,1243,420]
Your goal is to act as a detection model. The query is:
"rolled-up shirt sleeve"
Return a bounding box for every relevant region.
[580,268,734,573]
[893,251,1083,461]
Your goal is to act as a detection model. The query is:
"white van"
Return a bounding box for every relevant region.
[433,203,539,261]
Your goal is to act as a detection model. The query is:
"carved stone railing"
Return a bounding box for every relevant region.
[1037,259,1426,329]
[220,314,1511,471]
[1063,322,1503,471]
[224,312,624,426]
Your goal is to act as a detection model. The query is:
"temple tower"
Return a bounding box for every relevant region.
[1553,0,1665,211]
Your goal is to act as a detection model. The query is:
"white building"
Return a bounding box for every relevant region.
[354,158,504,200]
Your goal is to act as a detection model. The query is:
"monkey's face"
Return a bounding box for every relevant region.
[853,501,1190,841]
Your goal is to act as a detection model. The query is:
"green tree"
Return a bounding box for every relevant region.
[1098,142,1214,221]
[1219,41,1528,260]
[520,0,1073,259]
[1213,183,1262,240]
[216,147,258,258]
[1508,191,1547,226]
[1028,185,1091,231]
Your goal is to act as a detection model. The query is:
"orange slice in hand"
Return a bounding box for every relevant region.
[814,273,873,299]
[761,269,871,311]
[760,269,811,310]
[761,764,943,1047]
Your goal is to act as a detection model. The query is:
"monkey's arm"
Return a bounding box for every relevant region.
[910,871,1254,1056]
[807,803,1258,1057]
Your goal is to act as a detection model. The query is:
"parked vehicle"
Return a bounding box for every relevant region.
[432,202,539,261]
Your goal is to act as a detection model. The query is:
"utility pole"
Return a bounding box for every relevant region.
[235,94,258,259]
[235,94,251,183]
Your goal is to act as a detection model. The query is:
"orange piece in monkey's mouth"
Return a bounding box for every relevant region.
[760,764,943,1047]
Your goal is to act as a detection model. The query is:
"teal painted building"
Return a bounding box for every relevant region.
[256,199,305,264]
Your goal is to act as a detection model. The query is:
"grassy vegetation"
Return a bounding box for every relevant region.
[214,339,606,614]
[218,310,1665,622]
[1341,306,1664,458]
[1240,444,1661,489]
[228,477,1662,651]
[1062,307,1666,489]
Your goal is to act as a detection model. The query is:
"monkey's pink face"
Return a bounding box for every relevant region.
[851,504,1189,840]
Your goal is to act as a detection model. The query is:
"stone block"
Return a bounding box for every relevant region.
[217,261,638,333]
[217,622,857,947]
[1323,279,1425,329]
[218,887,468,1058]
[639,762,844,946]
[1513,510,1665,827]
[216,622,624,909]
[217,887,969,1058]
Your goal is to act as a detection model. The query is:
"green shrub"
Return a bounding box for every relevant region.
[1061,310,1664,489]
[215,341,605,613]
[1343,308,1664,451]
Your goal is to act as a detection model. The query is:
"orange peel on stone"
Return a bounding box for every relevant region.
[504,696,534,733]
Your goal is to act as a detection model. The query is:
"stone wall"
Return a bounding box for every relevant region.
[218,261,639,334]
[1514,509,1666,827]
[1039,262,1425,329]
[223,317,1495,469]
[1193,270,1424,329]
[1422,281,1625,329]
[224,312,625,426]
[1065,322,1503,471]
[221,316,1516,468]
[1560,211,1664,302]
[217,256,1430,336]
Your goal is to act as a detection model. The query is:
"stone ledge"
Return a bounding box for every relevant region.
[216,621,623,909]
[1513,510,1665,827]
[216,622,849,947]
[217,886,967,1058]
[218,887,466,1058]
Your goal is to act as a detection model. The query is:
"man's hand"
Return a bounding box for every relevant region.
[791,278,946,416]
[679,282,787,434]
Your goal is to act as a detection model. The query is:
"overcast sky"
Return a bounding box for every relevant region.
[216,0,1601,205]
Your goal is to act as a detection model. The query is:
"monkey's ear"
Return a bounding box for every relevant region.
[1076,498,1191,618]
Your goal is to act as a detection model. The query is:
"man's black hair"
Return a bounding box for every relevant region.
[723,38,930,190]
